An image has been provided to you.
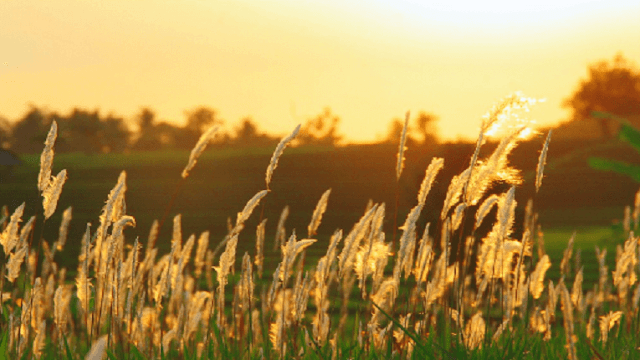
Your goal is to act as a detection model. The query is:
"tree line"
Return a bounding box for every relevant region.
[0,104,440,154]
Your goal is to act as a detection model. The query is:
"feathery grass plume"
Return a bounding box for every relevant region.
[396,111,410,181]
[94,172,127,272]
[571,267,584,313]
[55,206,72,251]
[171,214,183,258]
[529,254,551,299]
[474,194,501,230]
[111,216,136,244]
[84,335,108,360]
[413,223,433,287]
[440,167,471,220]
[213,234,238,327]
[633,187,640,229]
[266,124,301,189]
[463,311,485,349]
[476,187,517,282]
[278,233,316,283]
[599,311,622,344]
[6,245,27,283]
[338,204,378,276]
[172,234,195,291]
[18,215,35,249]
[240,252,254,309]
[417,157,444,205]
[451,203,467,232]
[32,319,46,358]
[194,231,210,279]
[274,205,289,251]
[76,223,92,316]
[558,281,577,360]
[393,204,422,283]
[255,219,267,278]
[355,235,389,297]
[464,126,529,206]
[560,231,575,276]
[235,190,269,234]
[0,202,24,254]
[54,285,72,338]
[612,232,638,304]
[42,169,67,220]
[462,93,538,202]
[586,307,596,340]
[369,278,399,326]
[308,188,331,237]
[595,246,608,307]
[182,124,219,178]
[535,130,552,193]
[125,237,139,324]
[38,120,57,192]
[154,253,173,305]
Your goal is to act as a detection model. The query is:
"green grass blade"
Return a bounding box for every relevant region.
[588,157,640,182]
[0,330,8,360]
[62,334,74,360]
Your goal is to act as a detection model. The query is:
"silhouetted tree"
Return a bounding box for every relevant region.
[415,111,439,146]
[10,106,52,153]
[564,53,640,139]
[298,107,342,146]
[98,113,131,153]
[132,108,162,151]
[0,116,11,149]
[233,117,277,146]
[59,109,103,153]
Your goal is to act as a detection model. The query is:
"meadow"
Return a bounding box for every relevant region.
[1,94,640,359]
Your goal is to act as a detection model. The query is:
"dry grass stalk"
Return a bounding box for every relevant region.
[55,206,72,251]
[599,311,622,343]
[535,130,552,193]
[266,124,301,190]
[1,202,25,255]
[182,124,219,179]
[529,255,551,299]
[38,120,57,192]
[463,311,485,349]
[396,111,410,181]
[274,206,289,251]
[417,158,444,206]
[558,281,577,360]
[42,169,67,220]
[308,188,331,237]
[255,219,267,278]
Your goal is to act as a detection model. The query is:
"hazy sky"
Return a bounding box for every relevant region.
[2,0,640,143]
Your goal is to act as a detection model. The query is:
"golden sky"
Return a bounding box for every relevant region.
[2,0,640,143]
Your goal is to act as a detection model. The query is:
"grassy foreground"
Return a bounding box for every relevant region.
[2,94,640,359]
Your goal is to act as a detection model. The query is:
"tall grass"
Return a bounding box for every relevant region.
[1,94,640,359]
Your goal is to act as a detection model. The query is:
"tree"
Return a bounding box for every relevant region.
[298,107,342,146]
[380,111,439,146]
[10,106,52,153]
[182,106,224,147]
[0,116,11,149]
[415,111,439,146]
[233,117,277,146]
[132,108,162,151]
[564,53,640,139]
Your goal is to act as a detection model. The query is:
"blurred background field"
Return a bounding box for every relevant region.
[2,137,638,291]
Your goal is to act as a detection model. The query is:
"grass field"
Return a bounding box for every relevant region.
[2,97,640,359]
